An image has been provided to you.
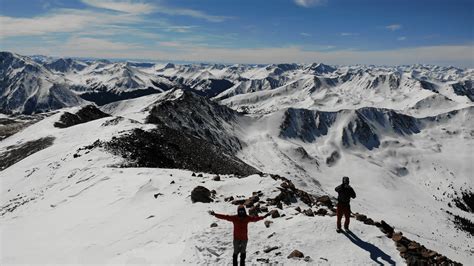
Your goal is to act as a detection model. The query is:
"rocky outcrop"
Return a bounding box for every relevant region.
[146,90,243,153]
[0,136,55,171]
[102,125,259,176]
[54,105,110,128]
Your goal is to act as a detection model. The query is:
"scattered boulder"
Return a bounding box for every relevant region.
[244,196,260,207]
[303,208,314,217]
[392,232,403,242]
[355,213,367,222]
[232,199,246,205]
[153,193,163,198]
[364,218,374,225]
[380,220,394,237]
[190,186,213,203]
[192,173,196,177]
[210,223,218,228]
[170,180,175,184]
[213,175,221,181]
[288,250,304,259]
[315,208,328,216]
[396,245,407,253]
[224,196,234,202]
[316,195,333,208]
[256,258,269,263]
[264,246,279,253]
[248,206,260,216]
[408,241,421,250]
[197,173,203,177]
[264,220,273,228]
[270,210,280,218]
[295,206,302,213]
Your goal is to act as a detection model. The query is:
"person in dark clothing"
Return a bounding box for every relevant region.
[209,205,270,266]
[335,176,356,233]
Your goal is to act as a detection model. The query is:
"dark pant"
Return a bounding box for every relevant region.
[336,203,351,229]
[233,239,247,266]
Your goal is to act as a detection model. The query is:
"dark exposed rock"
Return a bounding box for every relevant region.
[364,218,374,225]
[213,175,221,181]
[102,126,259,175]
[392,232,403,242]
[190,186,213,203]
[303,209,314,217]
[146,89,243,154]
[453,190,474,213]
[54,105,110,128]
[270,210,280,218]
[279,108,337,142]
[0,136,55,171]
[380,220,394,237]
[316,195,333,208]
[210,222,218,228]
[288,250,304,259]
[451,80,473,101]
[264,220,273,228]
[355,213,367,222]
[264,246,279,253]
[315,208,328,216]
[326,151,340,166]
[248,206,260,216]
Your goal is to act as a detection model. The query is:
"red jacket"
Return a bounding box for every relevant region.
[214,214,264,240]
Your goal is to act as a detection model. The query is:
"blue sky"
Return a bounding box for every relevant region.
[0,0,473,66]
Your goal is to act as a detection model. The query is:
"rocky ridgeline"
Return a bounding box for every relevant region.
[54,105,110,128]
[191,173,462,265]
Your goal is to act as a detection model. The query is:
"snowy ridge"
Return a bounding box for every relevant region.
[0,52,473,264]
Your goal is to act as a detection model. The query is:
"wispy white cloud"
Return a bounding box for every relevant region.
[294,0,327,8]
[0,9,140,37]
[81,0,229,22]
[300,32,311,37]
[340,32,359,36]
[386,24,402,31]
[153,4,230,22]
[64,36,142,51]
[81,0,154,14]
[397,36,407,41]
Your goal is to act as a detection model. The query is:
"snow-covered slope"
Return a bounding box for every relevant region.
[1,52,473,264]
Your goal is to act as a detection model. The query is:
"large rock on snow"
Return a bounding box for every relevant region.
[191,186,213,203]
[288,249,305,259]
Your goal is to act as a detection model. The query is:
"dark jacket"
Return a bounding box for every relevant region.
[335,184,356,205]
[214,214,264,240]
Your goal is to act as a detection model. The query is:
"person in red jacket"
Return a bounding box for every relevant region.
[209,205,270,266]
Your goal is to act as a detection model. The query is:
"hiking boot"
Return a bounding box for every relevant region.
[336,228,342,233]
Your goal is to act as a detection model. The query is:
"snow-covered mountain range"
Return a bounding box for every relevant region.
[1,51,473,264]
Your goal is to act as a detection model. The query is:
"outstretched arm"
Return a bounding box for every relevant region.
[213,213,235,222]
[248,212,271,222]
[335,184,342,192]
